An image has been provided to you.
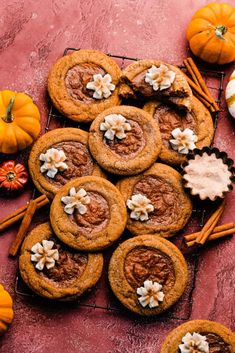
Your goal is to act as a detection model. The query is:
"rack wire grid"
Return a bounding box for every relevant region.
[15,48,225,321]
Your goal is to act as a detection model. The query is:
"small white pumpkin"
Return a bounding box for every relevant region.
[225,70,235,118]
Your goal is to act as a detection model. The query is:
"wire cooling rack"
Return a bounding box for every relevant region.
[15,48,226,321]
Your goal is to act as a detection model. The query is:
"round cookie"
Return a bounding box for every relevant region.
[109,235,188,315]
[160,320,235,353]
[19,222,103,300]
[88,106,162,175]
[29,128,105,199]
[50,176,127,251]
[116,163,192,237]
[144,96,214,165]
[48,49,121,123]
[120,59,192,111]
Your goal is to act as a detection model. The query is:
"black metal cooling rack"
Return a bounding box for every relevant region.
[15,48,226,321]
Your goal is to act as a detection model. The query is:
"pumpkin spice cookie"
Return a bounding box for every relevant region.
[161,320,235,353]
[144,96,214,165]
[48,49,121,123]
[120,60,193,110]
[109,235,188,315]
[88,106,162,175]
[116,163,192,237]
[50,176,127,251]
[29,128,105,199]
[19,223,103,300]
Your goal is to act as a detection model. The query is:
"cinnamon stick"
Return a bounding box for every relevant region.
[0,195,49,232]
[186,227,235,247]
[195,201,226,245]
[9,200,37,256]
[182,72,214,105]
[0,195,45,224]
[184,223,234,242]
[186,58,220,112]
[194,91,214,110]
[183,59,200,86]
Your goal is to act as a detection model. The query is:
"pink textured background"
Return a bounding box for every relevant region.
[0,1,234,352]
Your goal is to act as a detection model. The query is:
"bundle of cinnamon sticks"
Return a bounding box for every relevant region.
[0,194,49,256]
[183,57,220,113]
[184,201,235,247]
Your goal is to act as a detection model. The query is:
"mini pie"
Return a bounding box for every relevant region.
[50,176,127,251]
[144,96,214,165]
[160,320,235,353]
[19,222,103,300]
[116,163,192,237]
[29,128,105,199]
[88,106,162,175]
[182,147,235,201]
[109,235,188,315]
[48,49,121,123]
[120,60,192,111]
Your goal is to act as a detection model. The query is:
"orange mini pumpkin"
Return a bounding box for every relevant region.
[0,90,41,154]
[187,2,235,64]
[0,284,14,335]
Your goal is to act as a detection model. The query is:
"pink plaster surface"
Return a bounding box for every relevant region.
[0,1,235,352]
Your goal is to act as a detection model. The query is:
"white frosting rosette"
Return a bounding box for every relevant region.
[100,114,131,140]
[145,64,176,91]
[170,128,198,154]
[86,73,115,99]
[127,194,154,221]
[61,187,90,215]
[39,148,68,178]
[137,280,165,308]
[31,240,59,271]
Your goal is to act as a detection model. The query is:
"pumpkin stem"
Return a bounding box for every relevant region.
[215,25,227,40]
[1,96,16,123]
[6,171,16,182]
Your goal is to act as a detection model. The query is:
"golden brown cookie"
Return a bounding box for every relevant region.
[50,176,127,251]
[19,222,103,300]
[160,320,235,353]
[48,49,121,123]
[116,163,192,237]
[109,235,188,315]
[143,96,214,165]
[28,128,105,199]
[120,60,192,110]
[88,106,162,175]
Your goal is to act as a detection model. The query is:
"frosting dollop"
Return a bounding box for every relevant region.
[61,187,90,215]
[137,280,164,308]
[170,128,198,154]
[31,240,59,271]
[39,148,68,178]
[127,194,154,221]
[100,114,132,140]
[145,64,176,91]
[86,73,115,99]
[179,332,209,353]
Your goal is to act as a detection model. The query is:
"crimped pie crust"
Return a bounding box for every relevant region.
[19,222,104,300]
[88,106,162,175]
[48,49,121,123]
[116,163,192,237]
[28,128,105,199]
[109,235,188,315]
[50,176,127,251]
[160,320,235,353]
[144,96,214,165]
